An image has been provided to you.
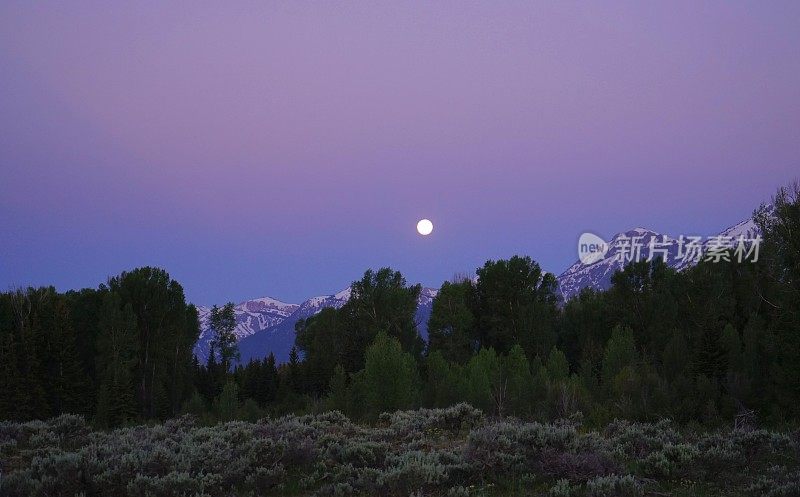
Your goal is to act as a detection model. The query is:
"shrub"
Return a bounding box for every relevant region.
[0,408,796,497]
[585,474,641,497]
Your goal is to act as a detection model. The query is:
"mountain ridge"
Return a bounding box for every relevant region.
[195,211,764,363]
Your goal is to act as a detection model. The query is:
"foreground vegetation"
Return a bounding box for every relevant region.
[2,404,798,497]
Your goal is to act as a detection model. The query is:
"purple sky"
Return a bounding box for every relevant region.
[2,1,799,305]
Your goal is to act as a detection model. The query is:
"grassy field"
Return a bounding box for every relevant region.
[1,404,798,497]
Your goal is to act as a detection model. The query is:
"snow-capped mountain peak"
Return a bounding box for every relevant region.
[557,211,765,301]
[194,297,299,362]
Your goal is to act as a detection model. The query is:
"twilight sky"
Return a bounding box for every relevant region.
[1,1,799,305]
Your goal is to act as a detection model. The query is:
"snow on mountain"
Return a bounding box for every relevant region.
[193,298,298,362]
[232,286,437,364]
[556,228,671,301]
[556,211,765,301]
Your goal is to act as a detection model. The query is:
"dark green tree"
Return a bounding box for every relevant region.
[209,302,238,370]
[295,308,345,394]
[108,267,197,419]
[95,292,139,427]
[465,347,502,414]
[360,332,418,418]
[427,279,477,364]
[503,344,533,416]
[345,268,424,362]
[422,350,464,408]
[475,256,558,357]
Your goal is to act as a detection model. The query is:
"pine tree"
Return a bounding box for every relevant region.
[720,324,742,374]
[257,353,278,405]
[203,343,223,402]
[287,346,302,392]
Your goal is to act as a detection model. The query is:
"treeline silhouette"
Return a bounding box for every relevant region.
[1,184,798,427]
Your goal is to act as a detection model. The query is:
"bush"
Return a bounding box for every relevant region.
[0,408,796,497]
[585,474,641,497]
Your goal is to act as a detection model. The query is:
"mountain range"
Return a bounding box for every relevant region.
[194,211,763,364]
[195,287,438,364]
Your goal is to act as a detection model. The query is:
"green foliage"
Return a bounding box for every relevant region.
[547,347,570,383]
[601,325,636,387]
[475,255,559,357]
[295,267,424,395]
[504,345,534,416]
[464,348,502,414]
[423,351,465,408]
[95,292,138,427]
[360,332,418,418]
[214,381,239,422]
[347,268,425,361]
[296,307,346,394]
[427,279,477,364]
[108,267,198,419]
[325,364,350,413]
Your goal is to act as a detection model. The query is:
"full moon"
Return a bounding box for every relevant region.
[416,219,433,236]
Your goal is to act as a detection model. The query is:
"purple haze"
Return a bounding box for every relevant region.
[1,1,799,305]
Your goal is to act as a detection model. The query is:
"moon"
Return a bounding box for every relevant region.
[417,219,433,236]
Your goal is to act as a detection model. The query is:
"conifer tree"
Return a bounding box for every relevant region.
[287,345,302,392]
